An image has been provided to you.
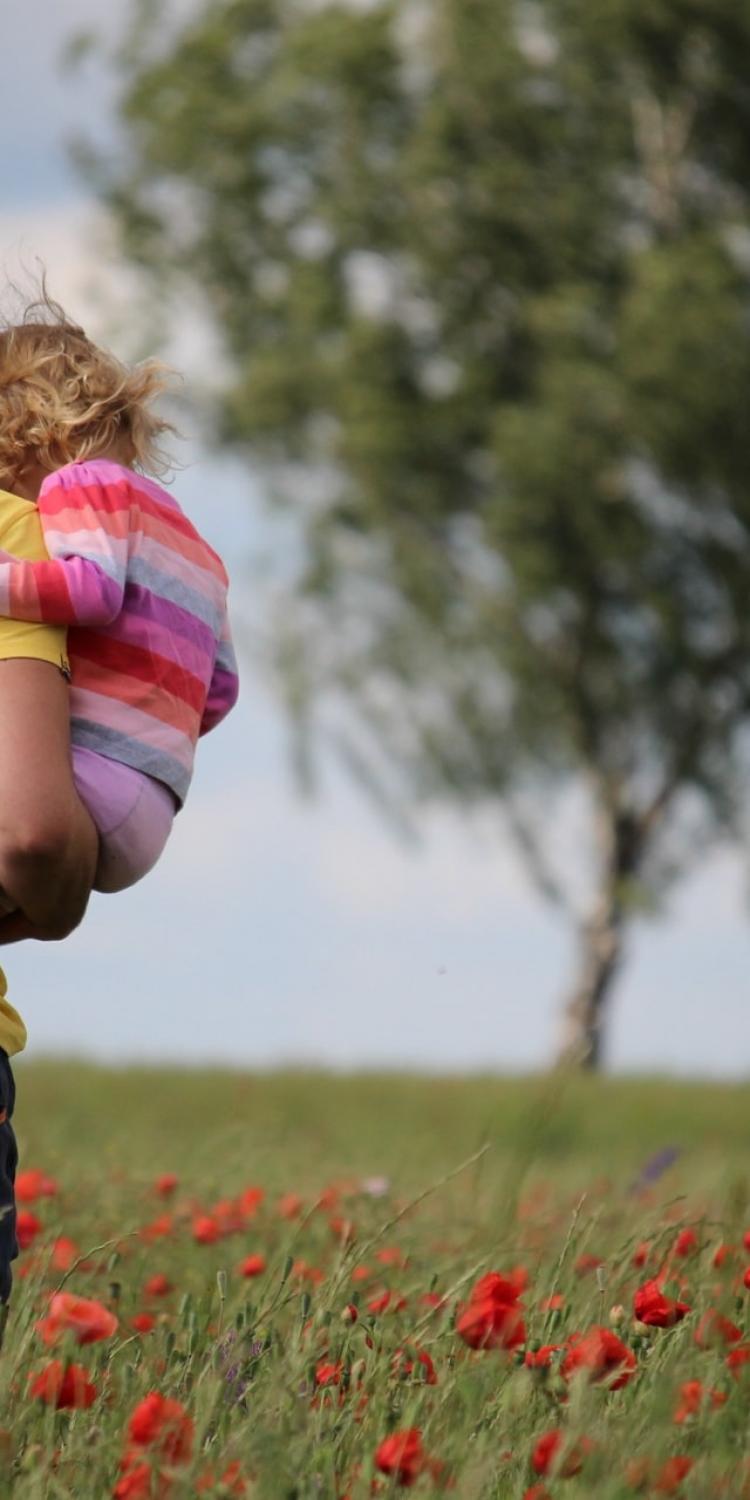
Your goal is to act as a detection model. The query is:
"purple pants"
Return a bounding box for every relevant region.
[72,747,176,894]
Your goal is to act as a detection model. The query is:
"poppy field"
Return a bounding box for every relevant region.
[5,1062,750,1498]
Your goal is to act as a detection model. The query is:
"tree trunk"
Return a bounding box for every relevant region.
[554,895,624,1070]
[552,775,678,1069]
[554,798,641,1071]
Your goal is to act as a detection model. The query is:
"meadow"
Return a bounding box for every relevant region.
[5,1063,750,1497]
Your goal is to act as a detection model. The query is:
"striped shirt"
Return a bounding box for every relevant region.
[0,459,239,805]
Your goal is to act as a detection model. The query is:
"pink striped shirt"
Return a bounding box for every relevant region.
[0,459,239,804]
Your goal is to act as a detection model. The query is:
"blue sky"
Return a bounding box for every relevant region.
[1,0,749,1075]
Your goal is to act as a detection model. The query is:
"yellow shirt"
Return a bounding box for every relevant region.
[0,491,70,675]
[0,491,70,1056]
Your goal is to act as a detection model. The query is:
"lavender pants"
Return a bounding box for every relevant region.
[72,747,176,894]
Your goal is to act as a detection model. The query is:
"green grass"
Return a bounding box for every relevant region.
[3,1064,750,1497]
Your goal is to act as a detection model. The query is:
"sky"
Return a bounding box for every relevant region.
[1,0,749,1076]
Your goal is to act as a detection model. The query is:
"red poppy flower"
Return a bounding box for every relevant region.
[376,1247,408,1268]
[192,1215,221,1244]
[524,1488,552,1500]
[127,1391,194,1465]
[15,1169,58,1203]
[419,1292,448,1311]
[531,1430,563,1476]
[140,1214,173,1243]
[292,1259,324,1286]
[154,1174,179,1198]
[654,1456,693,1493]
[632,1242,652,1269]
[456,1270,526,1351]
[713,1243,737,1270]
[634,1279,691,1328]
[367,1288,392,1315]
[277,1193,303,1220]
[673,1378,726,1423]
[539,1293,565,1312]
[351,1265,372,1284]
[329,1217,355,1243]
[375,1429,425,1487]
[367,1288,406,1315]
[475,1269,527,1299]
[727,1343,750,1376]
[625,1458,652,1491]
[532,1428,593,1478]
[315,1361,343,1387]
[673,1229,699,1259]
[210,1199,245,1235]
[144,1274,172,1298]
[694,1309,742,1348]
[524,1344,562,1370]
[29,1360,96,1409]
[456,1295,525,1350]
[196,1460,247,1495]
[510,1266,530,1293]
[626,1456,694,1494]
[36,1292,118,1347]
[113,1457,154,1500]
[16,1211,42,1250]
[561,1327,637,1389]
[316,1185,339,1212]
[392,1348,438,1384]
[131,1313,156,1334]
[416,1350,438,1385]
[238,1186,264,1218]
[342,1303,358,1323]
[50,1237,79,1272]
[238,1253,267,1279]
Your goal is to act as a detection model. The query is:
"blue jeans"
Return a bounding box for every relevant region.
[0,1052,18,1304]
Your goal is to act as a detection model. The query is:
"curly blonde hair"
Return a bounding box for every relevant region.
[0,292,176,491]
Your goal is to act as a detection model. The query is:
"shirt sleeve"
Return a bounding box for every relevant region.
[200,605,240,735]
[0,469,131,627]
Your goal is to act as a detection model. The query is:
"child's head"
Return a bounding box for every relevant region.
[0,288,175,493]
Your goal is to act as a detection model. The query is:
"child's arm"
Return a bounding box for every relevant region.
[199,607,240,735]
[0,469,131,627]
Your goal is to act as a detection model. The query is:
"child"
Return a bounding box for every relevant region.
[0,297,239,899]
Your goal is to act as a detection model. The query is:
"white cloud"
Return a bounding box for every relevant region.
[0,203,228,389]
[0,203,134,334]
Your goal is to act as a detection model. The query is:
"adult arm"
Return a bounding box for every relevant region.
[0,660,97,939]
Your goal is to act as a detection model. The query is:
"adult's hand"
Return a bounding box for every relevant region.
[0,913,55,946]
[0,660,97,938]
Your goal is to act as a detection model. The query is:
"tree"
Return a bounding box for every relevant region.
[90,0,750,1066]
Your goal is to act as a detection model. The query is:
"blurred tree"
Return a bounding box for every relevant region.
[90,0,750,1066]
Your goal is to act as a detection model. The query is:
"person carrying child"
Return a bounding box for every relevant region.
[0,291,240,1306]
[0,293,239,913]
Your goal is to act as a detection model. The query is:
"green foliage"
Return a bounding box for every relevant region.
[18,1060,750,1180]
[89,0,750,1045]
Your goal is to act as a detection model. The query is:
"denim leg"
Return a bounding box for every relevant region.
[0,1052,18,1306]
